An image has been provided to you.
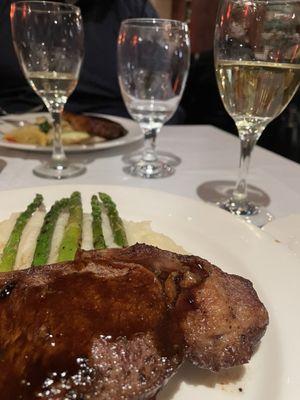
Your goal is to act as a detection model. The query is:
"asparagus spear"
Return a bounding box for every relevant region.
[99,192,128,247]
[0,194,43,272]
[57,191,83,262]
[32,198,69,267]
[91,195,106,249]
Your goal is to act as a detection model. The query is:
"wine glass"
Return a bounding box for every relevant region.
[117,18,190,178]
[214,0,300,225]
[10,1,85,179]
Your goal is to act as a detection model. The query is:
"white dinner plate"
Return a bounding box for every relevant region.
[263,214,300,259]
[0,184,299,400]
[0,113,143,152]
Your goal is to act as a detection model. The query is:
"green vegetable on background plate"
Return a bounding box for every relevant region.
[38,120,52,133]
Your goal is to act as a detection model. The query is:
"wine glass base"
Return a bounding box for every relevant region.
[124,159,174,178]
[123,150,181,167]
[33,161,86,180]
[218,198,273,227]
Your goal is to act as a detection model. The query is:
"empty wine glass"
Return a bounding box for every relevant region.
[10,1,84,179]
[118,18,190,178]
[215,0,300,225]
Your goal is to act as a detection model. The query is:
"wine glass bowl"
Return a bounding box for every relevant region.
[118,18,190,178]
[215,0,300,225]
[10,1,85,179]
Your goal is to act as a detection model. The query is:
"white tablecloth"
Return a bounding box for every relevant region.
[0,124,299,219]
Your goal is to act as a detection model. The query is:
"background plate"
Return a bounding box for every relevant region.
[0,184,299,400]
[0,113,143,153]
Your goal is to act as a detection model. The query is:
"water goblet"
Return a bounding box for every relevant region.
[118,18,190,178]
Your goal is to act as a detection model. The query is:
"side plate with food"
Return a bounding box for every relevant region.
[0,112,143,152]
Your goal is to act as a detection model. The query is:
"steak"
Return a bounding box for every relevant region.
[62,112,127,140]
[76,244,269,371]
[0,259,182,400]
[0,244,269,399]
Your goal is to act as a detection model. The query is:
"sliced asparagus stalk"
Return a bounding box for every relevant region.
[0,194,43,272]
[32,198,69,267]
[57,191,83,262]
[99,192,128,247]
[91,195,106,249]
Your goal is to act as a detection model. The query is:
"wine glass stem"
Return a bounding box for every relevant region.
[142,127,159,162]
[51,111,67,165]
[232,132,258,204]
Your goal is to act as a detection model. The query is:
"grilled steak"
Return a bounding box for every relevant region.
[77,244,269,371]
[0,259,182,400]
[62,112,127,140]
[0,244,269,399]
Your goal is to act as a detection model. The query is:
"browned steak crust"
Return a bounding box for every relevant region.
[62,111,127,140]
[0,259,182,399]
[178,263,269,370]
[77,244,269,371]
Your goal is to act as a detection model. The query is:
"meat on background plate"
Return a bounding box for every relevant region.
[62,111,128,140]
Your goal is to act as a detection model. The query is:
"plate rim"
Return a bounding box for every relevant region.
[262,213,300,259]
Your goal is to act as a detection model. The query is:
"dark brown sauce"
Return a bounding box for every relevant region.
[0,281,15,299]
[0,266,183,399]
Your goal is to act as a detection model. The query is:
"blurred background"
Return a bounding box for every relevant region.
[1,0,299,164]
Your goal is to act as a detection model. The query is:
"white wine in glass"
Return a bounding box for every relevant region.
[11,1,84,179]
[26,71,78,112]
[215,0,300,225]
[216,60,300,132]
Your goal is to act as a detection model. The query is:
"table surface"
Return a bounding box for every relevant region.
[0,123,299,219]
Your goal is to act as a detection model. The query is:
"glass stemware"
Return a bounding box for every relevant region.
[117,18,190,178]
[214,0,300,225]
[10,1,85,179]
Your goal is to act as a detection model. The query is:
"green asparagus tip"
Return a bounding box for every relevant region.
[32,197,69,267]
[99,192,128,247]
[0,194,44,272]
[91,194,107,249]
[57,191,83,262]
